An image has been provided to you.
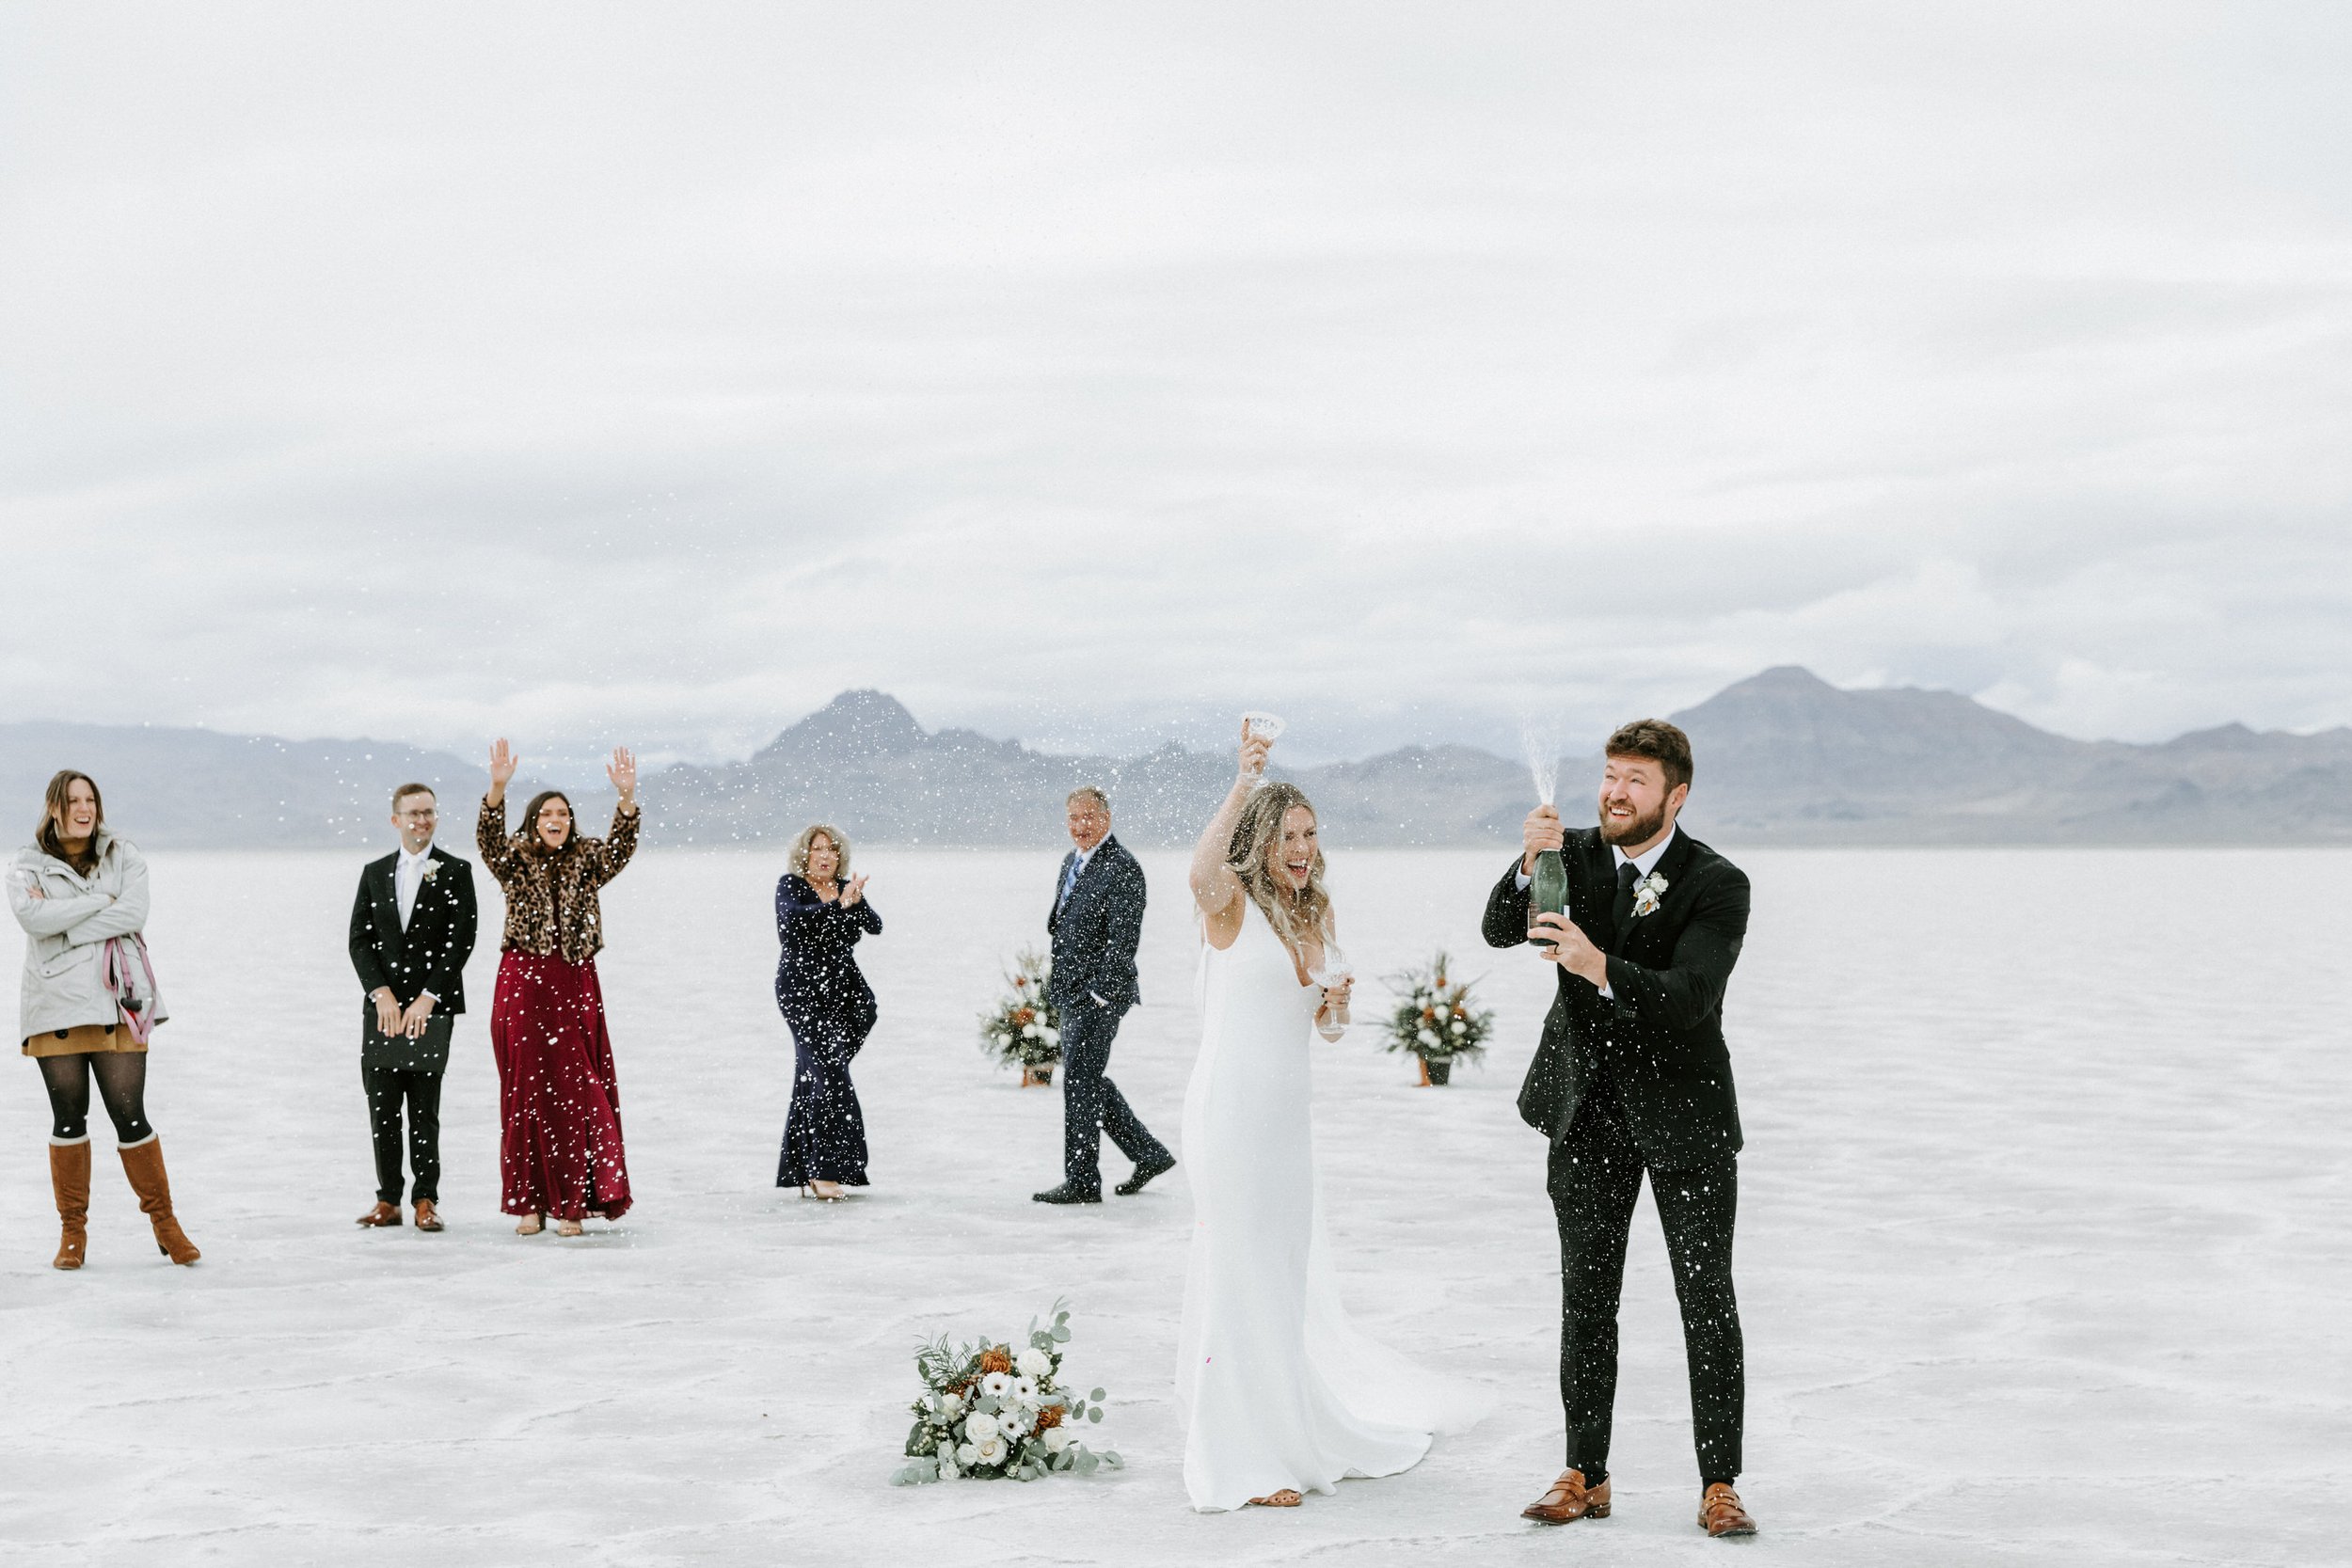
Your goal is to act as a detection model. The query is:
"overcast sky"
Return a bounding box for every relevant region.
[4,2,2348,768]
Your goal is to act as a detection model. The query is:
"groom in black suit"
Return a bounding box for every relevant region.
[1033,786,1175,1205]
[347,783,478,1233]
[1483,720,1758,1539]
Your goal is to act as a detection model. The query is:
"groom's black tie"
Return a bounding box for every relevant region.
[1612,858,1641,933]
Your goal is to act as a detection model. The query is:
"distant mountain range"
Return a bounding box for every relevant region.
[5,668,2346,849]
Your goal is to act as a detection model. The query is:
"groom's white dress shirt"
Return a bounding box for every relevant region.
[1517,825,1678,1001]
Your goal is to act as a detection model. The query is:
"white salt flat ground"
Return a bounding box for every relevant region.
[1,845,2347,1567]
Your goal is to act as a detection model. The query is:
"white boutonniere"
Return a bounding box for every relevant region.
[1631,871,1668,917]
[421,862,441,882]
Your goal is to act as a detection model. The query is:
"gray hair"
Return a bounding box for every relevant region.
[1066,786,1110,813]
[787,822,851,879]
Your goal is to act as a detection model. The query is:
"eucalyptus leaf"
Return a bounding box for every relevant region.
[1051,1325,1072,1341]
[1088,1406,1103,1422]
[1089,1387,1105,1402]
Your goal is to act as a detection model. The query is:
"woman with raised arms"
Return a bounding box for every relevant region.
[1174,721,1484,1512]
[477,738,640,1237]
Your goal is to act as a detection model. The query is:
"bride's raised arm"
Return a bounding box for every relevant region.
[1190,722,1269,946]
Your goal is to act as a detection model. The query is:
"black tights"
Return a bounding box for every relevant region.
[37,1053,153,1144]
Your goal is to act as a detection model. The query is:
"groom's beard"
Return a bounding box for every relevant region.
[1598,800,1667,847]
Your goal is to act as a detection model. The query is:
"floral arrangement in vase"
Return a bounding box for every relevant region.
[889,1301,1121,1484]
[1382,950,1494,1085]
[979,948,1062,1085]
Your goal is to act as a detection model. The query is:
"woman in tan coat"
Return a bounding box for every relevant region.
[8,770,199,1269]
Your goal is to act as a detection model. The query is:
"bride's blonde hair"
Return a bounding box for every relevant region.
[1224,782,1331,957]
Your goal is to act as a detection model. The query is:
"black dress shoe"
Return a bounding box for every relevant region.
[1032,1181,1103,1205]
[1114,1151,1177,1196]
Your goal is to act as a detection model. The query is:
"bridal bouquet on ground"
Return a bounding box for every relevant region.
[1383,951,1495,1086]
[889,1302,1121,1485]
[979,948,1062,1085]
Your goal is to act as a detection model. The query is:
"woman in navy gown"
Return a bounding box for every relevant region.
[775,823,882,1200]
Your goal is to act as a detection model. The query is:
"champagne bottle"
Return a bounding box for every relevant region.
[1530,847,1567,948]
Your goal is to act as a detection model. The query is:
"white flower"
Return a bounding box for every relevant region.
[1450,1020,1467,1035]
[964,1410,1000,1444]
[1021,1022,1041,1038]
[1417,1028,1439,1048]
[993,1033,1009,1048]
[1039,1026,1059,1045]
[1011,1375,1038,1402]
[976,1435,1008,1466]
[1015,1347,1053,1378]
[1041,1425,1073,1453]
[997,1403,1033,1438]
[979,1370,1013,1400]
[940,1391,964,1418]
[956,1442,978,1466]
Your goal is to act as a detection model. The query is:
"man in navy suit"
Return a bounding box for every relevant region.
[347,783,478,1232]
[1033,786,1174,1205]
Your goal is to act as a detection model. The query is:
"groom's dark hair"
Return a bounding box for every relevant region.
[1605,720,1693,792]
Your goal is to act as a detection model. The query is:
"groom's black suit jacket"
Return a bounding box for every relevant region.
[348,847,479,1016]
[1483,826,1749,1168]
[1046,834,1146,1014]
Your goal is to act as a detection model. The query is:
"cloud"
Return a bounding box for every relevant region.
[3,1,2349,766]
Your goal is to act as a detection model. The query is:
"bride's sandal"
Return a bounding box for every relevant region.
[515,1213,544,1236]
[1248,1490,1304,1508]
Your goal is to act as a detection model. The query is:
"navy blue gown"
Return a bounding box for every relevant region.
[774,873,882,1187]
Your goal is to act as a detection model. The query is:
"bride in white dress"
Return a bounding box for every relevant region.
[1176,723,1486,1513]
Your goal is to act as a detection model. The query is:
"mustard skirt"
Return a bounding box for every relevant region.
[23,1022,148,1058]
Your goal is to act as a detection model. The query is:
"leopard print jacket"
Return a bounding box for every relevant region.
[476,795,640,964]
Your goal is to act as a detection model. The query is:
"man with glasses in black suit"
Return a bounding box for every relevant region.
[348,783,478,1233]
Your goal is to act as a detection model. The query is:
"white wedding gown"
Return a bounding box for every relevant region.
[1176,897,1487,1512]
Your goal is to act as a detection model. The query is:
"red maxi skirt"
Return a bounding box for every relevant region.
[489,951,633,1221]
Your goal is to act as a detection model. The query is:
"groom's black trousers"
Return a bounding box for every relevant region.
[1547,1084,1743,1484]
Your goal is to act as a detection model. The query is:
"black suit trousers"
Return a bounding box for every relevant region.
[1548,1085,1743,1484]
[1057,997,1167,1189]
[363,1062,444,1204]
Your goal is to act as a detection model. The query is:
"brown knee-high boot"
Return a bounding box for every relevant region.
[49,1135,90,1270]
[118,1134,199,1265]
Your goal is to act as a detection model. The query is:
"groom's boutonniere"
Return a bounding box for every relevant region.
[1631,872,1668,917]
[421,862,441,882]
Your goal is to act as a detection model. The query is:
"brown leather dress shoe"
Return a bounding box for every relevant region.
[1698,1481,1756,1537]
[413,1199,443,1232]
[357,1201,401,1227]
[1521,1468,1610,1524]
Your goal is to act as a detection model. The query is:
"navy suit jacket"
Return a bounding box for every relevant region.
[1046,834,1145,1014]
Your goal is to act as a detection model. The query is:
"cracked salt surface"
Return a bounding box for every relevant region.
[2,847,2346,1566]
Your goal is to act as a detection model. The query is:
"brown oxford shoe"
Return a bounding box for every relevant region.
[1521,1468,1610,1525]
[1698,1481,1757,1537]
[412,1199,443,1232]
[357,1201,402,1227]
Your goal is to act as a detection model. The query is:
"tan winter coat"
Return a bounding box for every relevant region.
[8,830,167,1040]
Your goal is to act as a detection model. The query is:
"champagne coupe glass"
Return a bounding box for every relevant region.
[1241,711,1285,782]
[1309,945,1352,1039]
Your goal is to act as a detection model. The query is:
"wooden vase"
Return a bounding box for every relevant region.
[1021,1064,1057,1088]
[1418,1054,1453,1086]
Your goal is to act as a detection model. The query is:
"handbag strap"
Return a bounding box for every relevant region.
[102,935,160,1046]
